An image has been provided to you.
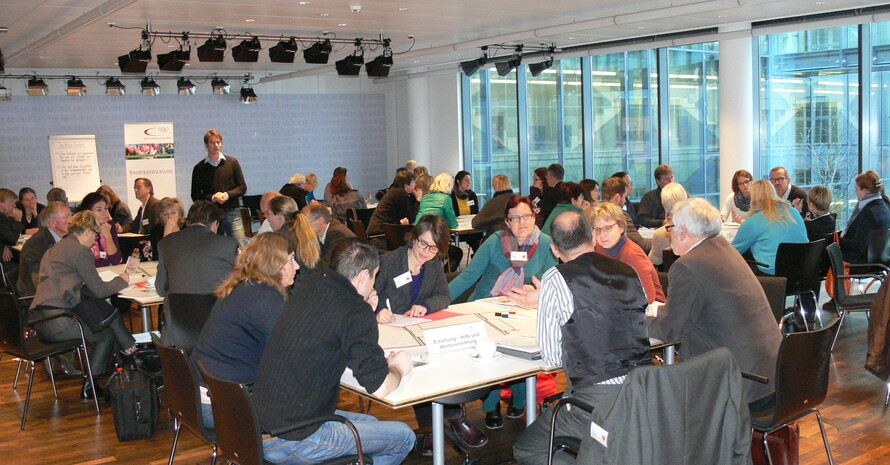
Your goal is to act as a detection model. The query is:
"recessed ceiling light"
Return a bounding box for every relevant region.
[299,1,310,4]
[245,18,255,22]
[567,36,575,40]
[815,1,826,4]
[320,13,330,17]
[413,60,419,63]
[339,23,348,27]
[398,8,408,11]
[718,15,727,18]
[637,26,646,30]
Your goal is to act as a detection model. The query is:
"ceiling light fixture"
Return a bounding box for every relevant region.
[177,77,196,95]
[304,39,333,64]
[528,46,556,77]
[27,78,48,96]
[0,85,11,101]
[240,80,257,104]
[232,36,261,62]
[66,77,87,96]
[141,77,160,95]
[118,32,152,73]
[269,37,299,63]
[211,77,231,94]
[336,39,364,76]
[104,77,126,96]
[157,34,191,72]
[197,33,227,62]
[460,46,489,77]
[495,45,523,76]
[365,40,393,77]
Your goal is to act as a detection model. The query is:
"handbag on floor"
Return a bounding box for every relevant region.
[751,422,800,465]
[107,365,160,441]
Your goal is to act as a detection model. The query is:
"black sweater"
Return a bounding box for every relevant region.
[253,270,388,440]
[191,156,247,209]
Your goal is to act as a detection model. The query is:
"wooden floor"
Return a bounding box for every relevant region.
[2,310,890,464]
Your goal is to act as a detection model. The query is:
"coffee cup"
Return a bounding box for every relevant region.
[147,276,156,288]
[476,339,498,359]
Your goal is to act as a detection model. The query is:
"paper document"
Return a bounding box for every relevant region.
[476,296,536,311]
[98,270,120,282]
[384,314,432,327]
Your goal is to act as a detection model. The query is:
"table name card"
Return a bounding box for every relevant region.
[422,321,487,354]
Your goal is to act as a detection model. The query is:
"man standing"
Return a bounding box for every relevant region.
[191,130,248,244]
[769,166,809,215]
[538,163,565,223]
[253,239,416,465]
[303,202,355,267]
[367,170,418,243]
[637,164,675,228]
[16,201,71,297]
[648,198,781,405]
[513,211,651,465]
[601,177,651,253]
[611,171,641,228]
[125,178,159,234]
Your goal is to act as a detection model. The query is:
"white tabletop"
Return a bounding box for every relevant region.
[99,261,163,305]
[638,223,739,242]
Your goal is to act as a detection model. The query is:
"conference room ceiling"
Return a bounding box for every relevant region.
[0,0,886,79]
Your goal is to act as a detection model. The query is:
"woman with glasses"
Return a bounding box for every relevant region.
[585,202,665,303]
[375,215,488,453]
[79,192,123,267]
[448,195,558,429]
[721,170,754,224]
[732,179,808,275]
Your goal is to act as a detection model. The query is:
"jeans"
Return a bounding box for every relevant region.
[483,380,527,412]
[262,410,415,465]
[218,208,247,246]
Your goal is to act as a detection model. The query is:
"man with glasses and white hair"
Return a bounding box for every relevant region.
[647,197,781,407]
[769,166,808,215]
[17,201,72,296]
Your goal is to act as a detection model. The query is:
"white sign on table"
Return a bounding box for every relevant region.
[422,321,487,354]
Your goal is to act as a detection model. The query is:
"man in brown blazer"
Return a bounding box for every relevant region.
[303,202,355,267]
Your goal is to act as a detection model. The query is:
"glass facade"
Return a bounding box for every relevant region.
[466,69,519,198]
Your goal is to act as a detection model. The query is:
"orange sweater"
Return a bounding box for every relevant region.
[595,240,665,304]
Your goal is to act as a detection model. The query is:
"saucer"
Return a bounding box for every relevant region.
[469,351,502,362]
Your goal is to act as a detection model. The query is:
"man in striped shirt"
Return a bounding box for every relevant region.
[512,210,651,465]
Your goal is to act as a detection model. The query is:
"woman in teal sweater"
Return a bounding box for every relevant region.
[415,172,459,228]
[732,179,807,275]
[541,182,587,235]
[448,195,558,429]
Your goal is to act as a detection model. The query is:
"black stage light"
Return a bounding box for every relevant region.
[211,77,230,95]
[141,77,160,96]
[157,48,190,72]
[104,78,126,96]
[177,77,196,95]
[240,84,257,104]
[66,77,87,96]
[27,78,48,96]
[118,48,152,73]
[197,35,227,62]
[232,36,261,62]
[269,37,298,63]
[460,46,489,77]
[528,59,553,77]
[0,85,10,101]
[496,46,523,76]
[365,51,393,77]
[303,39,332,64]
[336,53,364,76]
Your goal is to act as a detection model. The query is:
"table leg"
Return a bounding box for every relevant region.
[664,346,675,365]
[432,401,445,465]
[526,375,538,426]
[140,305,151,333]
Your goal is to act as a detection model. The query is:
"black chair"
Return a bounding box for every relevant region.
[755,275,788,325]
[750,320,841,465]
[164,293,217,354]
[153,335,217,465]
[774,239,829,330]
[239,207,255,238]
[657,271,669,296]
[241,194,263,221]
[809,233,836,282]
[0,291,99,430]
[826,243,879,350]
[445,271,477,305]
[661,248,679,272]
[347,208,376,229]
[382,223,413,251]
[346,217,368,240]
[196,361,370,465]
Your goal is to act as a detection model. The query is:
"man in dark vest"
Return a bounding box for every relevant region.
[512,210,651,465]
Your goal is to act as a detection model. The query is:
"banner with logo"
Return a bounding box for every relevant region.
[123,122,177,211]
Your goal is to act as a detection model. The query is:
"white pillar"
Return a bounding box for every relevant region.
[718,25,755,204]
[407,77,432,168]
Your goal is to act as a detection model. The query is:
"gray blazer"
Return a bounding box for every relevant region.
[374,245,451,314]
[30,235,128,309]
[321,219,356,267]
[156,224,238,297]
[17,227,58,297]
[648,235,781,403]
[471,190,513,234]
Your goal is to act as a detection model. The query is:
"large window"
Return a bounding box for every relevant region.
[466,69,519,200]
[758,26,859,222]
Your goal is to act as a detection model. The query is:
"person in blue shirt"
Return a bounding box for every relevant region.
[732,180,808,275]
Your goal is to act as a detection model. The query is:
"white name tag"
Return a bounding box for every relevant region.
[533,197,541,205]
[590,421,609,447]
[422,321,487,354]
[99,251,107,259]
[467,199,475,206]
[142,218,149,225]
[510,251,528,261]
[393,271,413,288]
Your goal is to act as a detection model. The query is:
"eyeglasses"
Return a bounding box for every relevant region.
[507,213,535,223]
[415,240,439,253]
[665,224,675,232]
[593,223,619,236]
[737,180,751,186]
[769,176,787,183]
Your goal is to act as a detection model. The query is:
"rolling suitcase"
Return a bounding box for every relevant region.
[107,365,160,441]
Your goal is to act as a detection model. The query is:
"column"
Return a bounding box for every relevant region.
[718,24,755,203]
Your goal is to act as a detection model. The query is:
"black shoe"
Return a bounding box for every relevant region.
[56,353,83,378]
[81,376,104,401]
[485,406,503,429]
[822,298,837,312]
[506,405,525,419]
[449,413,488,447]
[414,433,433,457]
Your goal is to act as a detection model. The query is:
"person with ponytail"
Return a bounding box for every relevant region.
[840,170,890,264]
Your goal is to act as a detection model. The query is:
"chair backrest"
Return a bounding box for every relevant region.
[241,194,262,220]
[196,361,265,465]
[239,207,254,238]
[774,239,828,295]
[165,293,218,354]
[657,271,669,297]
[661,248,679,272]
[769,319,840,426]
[153,335,213,441]
[868,229,890,266]
[355,208,375,228]
[382,223,413,251]
[0,291,25,356]
[445,271,477,304]
[347,217,368,240]
[826,242,853,302]
[755,275,788,323]
[810,233,836,278]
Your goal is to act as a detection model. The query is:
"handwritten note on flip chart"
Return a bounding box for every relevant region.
[48,134,101,202]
